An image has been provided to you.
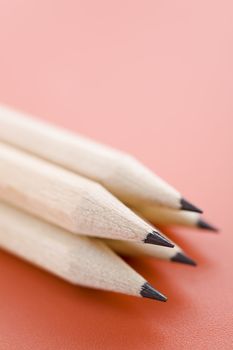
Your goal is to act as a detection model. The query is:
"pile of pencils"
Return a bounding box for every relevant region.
[0,105,217,302]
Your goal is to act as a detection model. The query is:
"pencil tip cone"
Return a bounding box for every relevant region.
[171,252,197,266]
[140,282,167,302]
[180,198,203,213]
[197,219,219,232]
[144,231,174,248]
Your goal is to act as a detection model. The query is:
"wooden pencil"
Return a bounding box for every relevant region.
[0,202,167,301]
[104,208,197,265]
[105,239,196,266]
[0,142,173,247]
[0,104,201,213]
[133,206,218,232]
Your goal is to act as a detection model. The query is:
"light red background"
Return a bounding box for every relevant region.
[0,1,232,349]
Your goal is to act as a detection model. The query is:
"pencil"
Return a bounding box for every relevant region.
[105,208,197,265]
[0,104,201,213]
[134,206,218,232]
[105,239,196,266]
[0,142,173,247]
[0,202,167,301]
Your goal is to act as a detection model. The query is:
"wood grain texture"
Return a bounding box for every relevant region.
[0,202,151,297]
[0,104,181,209]
[0,142,162,243]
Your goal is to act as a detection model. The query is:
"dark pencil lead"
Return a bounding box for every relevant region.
[140,282,167,302]
[171,252,197,266]
[197,219,219,232]
[144,231,174,248]
[180,198,203,214]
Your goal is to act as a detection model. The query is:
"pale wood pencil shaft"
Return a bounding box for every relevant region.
[0,104,198,211]
[0,142,173,246]
[0,202,166,300]
[133,205,217,232]
[106,238,196,265]
[135,206,199,227]
[105,239,182,260]
[104,208,196,265]
[106,228,196,266]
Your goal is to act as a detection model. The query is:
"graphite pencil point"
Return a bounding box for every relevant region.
[180,198,203,214]
[197,219,219,232]
[140,282,167,302]
[144,231,175,248]
[171,252,197,266]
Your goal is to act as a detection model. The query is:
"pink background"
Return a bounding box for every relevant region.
[0,1,232,349]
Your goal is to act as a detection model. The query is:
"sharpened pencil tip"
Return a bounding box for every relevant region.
[197,219,219,232]
[144,231,174,248]
[140,282,167,302]
[180,198,203,213]
[171,252,197,266]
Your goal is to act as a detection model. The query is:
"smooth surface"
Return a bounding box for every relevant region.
[0,1,232,349]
